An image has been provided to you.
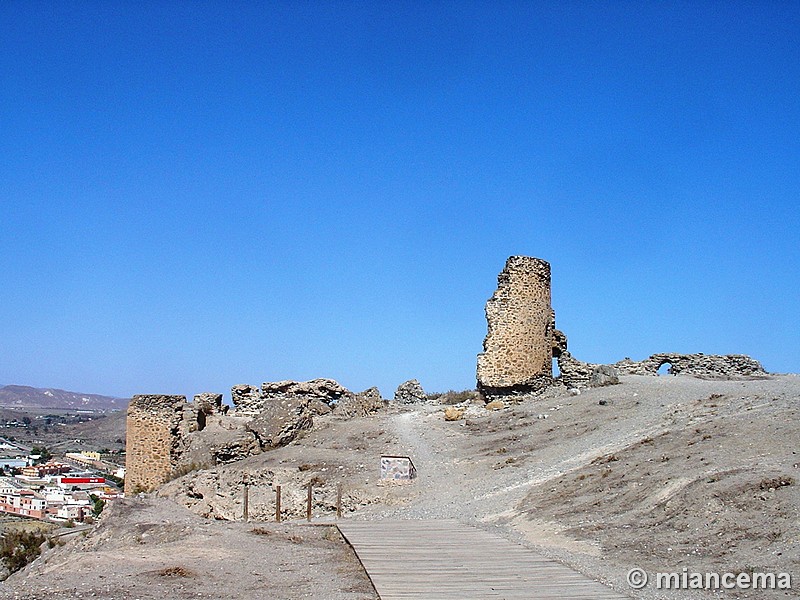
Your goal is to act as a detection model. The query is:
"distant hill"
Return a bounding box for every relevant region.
[0,385,127,412]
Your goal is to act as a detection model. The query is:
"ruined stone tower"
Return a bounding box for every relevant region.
[124,394,186,494]
[477,256,554,399]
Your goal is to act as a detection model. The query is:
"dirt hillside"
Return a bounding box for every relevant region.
[2,374,797,599]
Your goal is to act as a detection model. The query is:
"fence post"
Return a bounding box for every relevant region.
[336,483,342,519]
[275,485,281,523]
[306,482,313,522]
[242,481,249,522]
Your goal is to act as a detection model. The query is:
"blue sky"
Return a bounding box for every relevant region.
[1,1,798,400]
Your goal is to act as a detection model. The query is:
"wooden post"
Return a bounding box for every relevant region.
[275,485,281,523]
[242,482,249,522]
[336,483,342,519]
[306,482,313,522]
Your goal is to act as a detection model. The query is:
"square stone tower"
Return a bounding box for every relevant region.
[124,394,186,494]
[477,256,554,399]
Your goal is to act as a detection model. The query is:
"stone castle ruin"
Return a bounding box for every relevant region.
[124,379,390,494]
[476,256,555,398]
[477,255,766,400]
[126,255,766,494]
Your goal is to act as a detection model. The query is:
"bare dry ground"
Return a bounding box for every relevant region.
[1,497,376,600]
[2,374,798,599]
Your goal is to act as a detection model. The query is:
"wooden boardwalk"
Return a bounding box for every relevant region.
[337,520,627,600]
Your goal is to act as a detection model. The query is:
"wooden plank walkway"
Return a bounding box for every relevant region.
[338,520,628,600]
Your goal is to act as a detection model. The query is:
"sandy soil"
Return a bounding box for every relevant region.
[0,496,376,600]
[2,374,798,599]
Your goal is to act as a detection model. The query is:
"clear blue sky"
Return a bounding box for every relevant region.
[1,1,798,400]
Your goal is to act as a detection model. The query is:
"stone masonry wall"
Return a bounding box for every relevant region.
[125,379,376,495]
[477,256,554,398]
[614,353,766,378]
[124,395,186,494]
[557,349,766,389]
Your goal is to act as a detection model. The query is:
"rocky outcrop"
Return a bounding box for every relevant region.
[336,387,386,418]
[247,396,314,449]
[158,466,278,521]
[394,379,427,404]
[614,354,766,378]
[590,365,620,387]
[444,407,465,421]
[261,378,354,405]
[159,464,377,522]
[194,392,223,415]
[179,418,261,466]
[477,256,555,400]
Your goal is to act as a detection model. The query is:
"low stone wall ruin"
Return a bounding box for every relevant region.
[125,379,387,495]
[613,353,766,378]
[555,350,765,389]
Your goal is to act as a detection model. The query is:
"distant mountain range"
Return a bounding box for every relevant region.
[0,385,127,412]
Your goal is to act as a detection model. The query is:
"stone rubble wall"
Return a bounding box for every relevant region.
[394,379,427,404]
[230,384,262,416]
[555,330,765,388]
[261,378,353,404]
[556,352,620,389]
[124,395,186,494]
[475,256,766,396]
[613,353,766,378]
[337,387,386,418]
[555,340,766,389]
[125,378,391,495]
[230,379,353,416]
[477,256,554,399]
[557,351,599,388]
[194,392,223,415]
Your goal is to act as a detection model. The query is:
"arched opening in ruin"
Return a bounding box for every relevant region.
[657,362,672,376]
[552,357,561,377]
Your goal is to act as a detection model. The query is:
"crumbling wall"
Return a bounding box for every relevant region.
[477,256,554,399]
[230,384,262,415]
[394,379,426,404]
[261,378,353,404]
[475,256,765,393]
[337,387,386,418]
[556,347,766,389]
[124,395,186,494]
[614,354,766,378]
[555,355,618,389]
[230,379,352,416]
[125,379,385,494]
[193,393,225,432]
[243,378,355,448]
